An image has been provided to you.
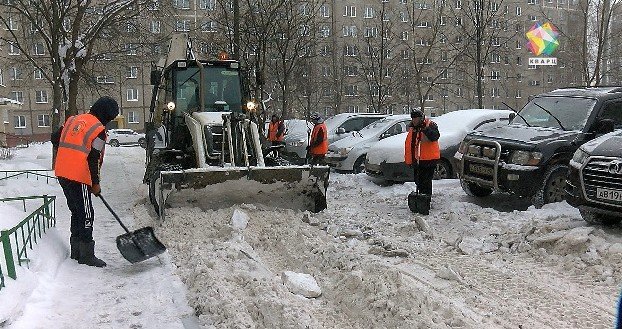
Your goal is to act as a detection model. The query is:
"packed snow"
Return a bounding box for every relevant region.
[1,142,621,328]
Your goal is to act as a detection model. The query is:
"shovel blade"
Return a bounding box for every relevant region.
[408,192,431,215]
[116,227,166,263]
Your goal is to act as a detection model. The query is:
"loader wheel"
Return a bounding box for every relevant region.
[460,180,493,197]
[148,163,182,214]
[531,164,568,209]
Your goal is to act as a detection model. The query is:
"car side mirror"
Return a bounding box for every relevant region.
[590,118,615,135]
[337,127,346,134]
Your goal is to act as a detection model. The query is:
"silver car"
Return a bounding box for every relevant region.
[106,128,146,148]
[325,115,411,173]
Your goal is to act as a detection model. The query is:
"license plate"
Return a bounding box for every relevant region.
[596,188,622,202]
[469,163,494,176]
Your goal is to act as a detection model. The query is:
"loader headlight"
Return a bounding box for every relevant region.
[509,150,542,166]
[288,140,306,147]
[167,102,176,111]
[571,148,589,165]
[246,101,257,111]
[339,147,353,156]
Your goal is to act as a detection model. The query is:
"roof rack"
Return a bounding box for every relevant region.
[552,86,622,93]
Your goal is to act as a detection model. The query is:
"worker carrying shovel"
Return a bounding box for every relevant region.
[52,96,119,267]
[404,109,440,215]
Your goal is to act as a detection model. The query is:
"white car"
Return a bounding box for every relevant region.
[106,129,146,148]
[325,115,411,173]
[365,109,514,182]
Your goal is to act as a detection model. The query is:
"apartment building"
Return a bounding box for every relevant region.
[0,0,613,142]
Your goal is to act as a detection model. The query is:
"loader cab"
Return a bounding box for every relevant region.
[166,60,244,117]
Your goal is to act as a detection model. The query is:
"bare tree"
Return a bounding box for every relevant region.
[0,0,151,132]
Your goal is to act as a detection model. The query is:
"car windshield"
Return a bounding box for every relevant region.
[359,116,395,135]
[511,96,596,130]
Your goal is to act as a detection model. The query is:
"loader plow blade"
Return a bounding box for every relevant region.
[155,166,329,218]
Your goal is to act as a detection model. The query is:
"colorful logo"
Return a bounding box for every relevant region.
[525,22,559,56]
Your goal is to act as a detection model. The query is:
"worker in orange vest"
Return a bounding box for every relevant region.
[404,109,440,215]
[306,112,328,165]
[51,96,119,267]
[267,114,286,157]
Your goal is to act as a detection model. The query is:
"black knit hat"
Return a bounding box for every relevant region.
[90,96,119,125]
[410,109,424,119]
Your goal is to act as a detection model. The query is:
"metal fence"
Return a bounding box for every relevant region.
[0,195,56,291]
[0,169,57,184]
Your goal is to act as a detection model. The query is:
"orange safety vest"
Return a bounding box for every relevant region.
[268,121,284,142]
[55,113,105,186]
[404,119,440,164]
[309,122,328,156]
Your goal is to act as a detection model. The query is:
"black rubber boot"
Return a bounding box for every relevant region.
[78,241,107,267]
[70,236,80,260]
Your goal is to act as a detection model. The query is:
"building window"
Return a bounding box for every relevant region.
[125,43,137,55]
[127,111,139,123]
[401,12,408,22]
[10,91,23,103]
[127,66,138,79]
[344,44,358,56]
[401,31,408,40]
[150,20,161,34]
[32,43,45,55]
[343,5,356,17]
[516,90,522,98]
[147,0,160,10]
[9,42,20,55]
[0,69,3,85]
[5,17,18,31]
[344,66,358,76]
[10,67,22,80]
[345,85,358,96]
[14,115,26,129]
[34,69,44,80]
[364,7,374,18]
[320,4,330,17]
[490,71,500,80]
[37,114,50,127]
[127,88,138,101]
[176,20,191,32]
[97,76,115,84]
[516,6,522,15]
[174,0,190,9]
[199,0,215,10]
[35,90,49,103]
[202,21,217,32]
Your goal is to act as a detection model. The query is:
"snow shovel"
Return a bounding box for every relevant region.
[98,195,166,263]
[408,134,431,215]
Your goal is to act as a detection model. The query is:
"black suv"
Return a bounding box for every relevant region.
[455,87,622,207]
[565,130,622,225]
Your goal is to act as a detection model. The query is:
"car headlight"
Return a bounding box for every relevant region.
[509,150,543,166]
[288,140,306,147]
[571,148,589,165]
[339,147,353,156]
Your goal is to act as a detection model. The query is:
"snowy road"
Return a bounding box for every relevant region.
[2,144,622,328]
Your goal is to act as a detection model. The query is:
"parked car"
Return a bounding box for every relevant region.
[282,113,387,164]
[565,129,622,225]
[325,115,411,173]
[279,119,313,164]
[455,86,622,208]
[365,109,514,183]
[106,129,146,148]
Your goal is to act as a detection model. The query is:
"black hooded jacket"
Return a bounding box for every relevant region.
[52,96,119,185]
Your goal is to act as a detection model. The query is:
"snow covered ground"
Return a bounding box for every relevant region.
[1,143,621,328]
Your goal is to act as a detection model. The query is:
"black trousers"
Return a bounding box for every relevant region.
[415,161,436,195]
[58,177,94,242]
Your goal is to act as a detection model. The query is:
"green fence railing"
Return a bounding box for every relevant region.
[0,195,56,291]
[0,169,56,184]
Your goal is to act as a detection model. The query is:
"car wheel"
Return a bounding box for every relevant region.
[461,180,493,197]
[138,138,146,149]
[353,155,366,174]
[579,209,622,226]
[433,159,452,180]
[109,139,120,147]
[532,164,568,209]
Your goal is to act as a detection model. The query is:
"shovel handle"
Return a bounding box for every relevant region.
[98,195,132,235]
